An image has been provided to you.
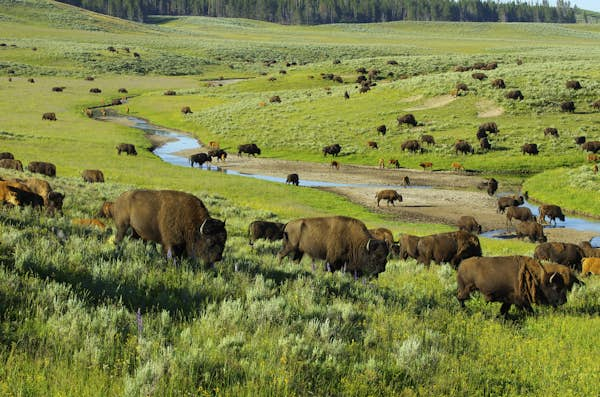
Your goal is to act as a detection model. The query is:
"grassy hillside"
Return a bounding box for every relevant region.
[1,1,600,395]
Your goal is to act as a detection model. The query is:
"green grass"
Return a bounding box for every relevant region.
[1,1,600,395]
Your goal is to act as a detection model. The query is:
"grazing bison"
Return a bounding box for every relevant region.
[451,162,464,172]
[82,169,104,183]
[189,153,212,168]
[238,143,261,157]
[269,95,281,103]
[574,136,586,145]
[0,181,44,209]
[541,262,583,291]
[322,143,341,157]
[566,80,582,90]
[578,241,600,257]
[478,122,498,134]
[52,86,63,92]
[181,106,192,114]
[118,88,128,93]
[397,114,417,127]
[521,143,538,155]
[506,90,524,100]
[471,72,487,80]
[0,152,14,160]
[592,100,600,110]
[534,242,585,270]
[538,204,565,226]
[375,189,402,207]
[419,161,433,170]
[497,195,524,213]
[368,227,397,255]
[398,233,420,260]
[506,206,536,225]
[116,143,137,156]
[277,216,389,277]
[97,201,114,218]
[401,139,421,153]
[515,221,547,243]
[416,230,481,268]
[45,191,64,215]
[248,220,285,246]
[480,137,491,151]
[491,79,505,89]
[581,141,600,153]
[89,88,101,93]
[207,148,227,161]
[560,101,575,113]
[112,189,227,264]
[72,218,107,230]
[421,134,435,145]
[376,125,387,136]
[454,140,474,155]
[21,177,53,207]
[42,112,56,121]
[388,159,400,168]
[367,141,378,149]
[457,216,482,234]
[164,90,176,96]
[0,159,23,172]
[455,82,469,92]
[582,258,600,276]
[544,127,559,138]
[28,161,56,177]
[286,173,299,186]
[476,129,488,140]
[457,256,567,316]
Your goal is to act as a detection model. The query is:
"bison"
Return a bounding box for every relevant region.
[506,90,524,100]
[0,152,14,160]
[238,143,261,157]
[42,112,56,121]
[277,216,389,277]
[322,144,341,157]
[367,141,378,149]
[534,242,585,270]
[544,127,559,138]
[478,122,498,134]
[497,195,524,213]
[116,143,137,156]
[521,143,538,155]
[419,161,433,170]
[375,189,402,207]
[457,216,482,234]
[28,161,56,177]
[421,134,435,145]
[506,206,536,226]
[368,227,395,250]
[480,137,491,151]
[566,80,582,90]
[477,178,498,196]
[112,189,227,264]
[0,181,44,209]
[560,101,575,113]
[181,106,192,114]
[582,258,600,276]
[388,159,400,169]
[89,88,101,93]
[578,241,600,257]
[21,177,53,206]
[286,173,299,186]
[472,72,487,80]
[269,95,281,103]
[51,86,63,92]
[457,256,567,316]
[515,221,547,243]
[189,153,212,168]
[207,148,227,161]
[376,125,387,136]
[97,200,114,218]
[401,139,421,153]
[164,90,176,96]
[491,79,505,89]
[581,141,600,153]
[541,262,583,291]
[454,140,474,155]
[0,159,23,171]
[538,204,565,226]
[248,220,285,246]
[82,169,104,183]
[397,114,417,127]
[398,233,420,260]
[416,230,481,268]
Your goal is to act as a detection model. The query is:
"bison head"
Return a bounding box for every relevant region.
[540,271,568,307]
[360,238,388,277]
[195,217,227,265]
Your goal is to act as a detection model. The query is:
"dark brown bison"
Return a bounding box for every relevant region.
[544,127,559,138]
[421,134,435,145]
[89,88,101,93]
[52,86,63,92]
[116,143,137,156]
[455,82,469,92]
[534,242,585,270]
[566,80,582,90]
[207,148,227,161]
[343,91,350,99]
[368,227,395,250]
[85,76,94,81]
[515,221,547,243]
[163,90,176,96]
[181,106,192,114]
[42,112,56,121]
[269,95,281,103]
[112,189,227,264]
[118,88,128,93]
[376,125,387,136]
[388,159,400,169]
[367,141,378,149]
[416,230,481,268]
[0,181,44,209]
[0,152,14,160]
[471,72,487,80]
[111,98,122,106]
[541,262,583,291]
[574,136,586,145]
[476,129,488,140]
[581,141,600,153]
[0,159,23,172]
[19,178,57,212]
[506,90,524,100]
[480,137,491,151]
[238,143,261,157]
[477,178,498,196]
[403,176,410,186]
[189,153,212,168]
[401,139,421,153]
[28,161,56,177]
[491,79,505,89]
[457,256,567,316]
[27,78,35,83]
[286,173,299,186]
[578,241,600,258]
[521,143,538,155]
[46,191,65,215]
[497,195,524,213]
[398,234,420,260]
[506,206,536,226]
[560,101,575,113]
[277,216,389,277]
[248,220,285,246]
[82,169,105,183]
[375,189,402,207]
[454,140,474,155]
[397,113,417,127]
[457,216,482,234]
[592,100,600,110]
[97,201,114,218]
[478,122,498,134]
[538,204,565,226]
[322,143,341,157]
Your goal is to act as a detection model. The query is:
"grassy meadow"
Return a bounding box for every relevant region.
[1,0,600,395]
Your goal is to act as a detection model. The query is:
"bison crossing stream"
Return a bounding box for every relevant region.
[111,115,600,247]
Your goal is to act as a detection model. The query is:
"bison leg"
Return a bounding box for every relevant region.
[499,302,512,317]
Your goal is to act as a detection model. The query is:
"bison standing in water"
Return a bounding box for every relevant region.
[278,216,389,278]
[112,189,227,265]
[457,256,567,317]
[416,230,481,268]
[189,153,211,168]
[538,204,565,226]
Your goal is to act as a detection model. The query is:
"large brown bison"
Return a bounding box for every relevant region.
[397,113,417,127]
[286,173,299,186]
[112,189,227,264]
[491,79,505,89]
[248,220,285,246]
[28,161,56,177]
[506,90,524,100]
[541,262,583,291]
[538,204,565,226]
[277,216,389,277]
[566,80,582,90]
[497,195,524,213]
[0,181,44,209]
[401,139,421,153]
[42,112,56,121]
[457,256,567,316]
[0,152,14,160]
[116,143,137,156]
[560,101,575,113]
[322,143,341,157]
[478,122,498,134]
[398,233,420,260]
[515,221,547,243]
[238,143,261,157]
[416,230,481,268]
[375,189,402,207]
[534,242,585,270]
[0,159,23,171]
[581,141,600,153]
[457,216,482,234]
[21,177,62,214]
[421,134,435,145]
[544,127,559,138]
[189,153,212,168]
[506,206,536,225]
[454,140,474,155]
[82,169,104,183]
[521,143,538,155]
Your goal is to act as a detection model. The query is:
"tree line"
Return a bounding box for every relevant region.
[60,0,577,24]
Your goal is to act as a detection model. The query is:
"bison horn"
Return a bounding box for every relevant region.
[549,272,558,284]
[366,239,371,252]
[200,219,208,234]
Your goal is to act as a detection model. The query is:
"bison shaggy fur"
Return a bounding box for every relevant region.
[0,159,23,172]
[534,242,585,271]
[515,221,547,243]
[116,143,137,156]
[457,216,481,234]
[416,230,481,268]
[28,161,56,177]
[82,169,105,183]
[248,220,285,245]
